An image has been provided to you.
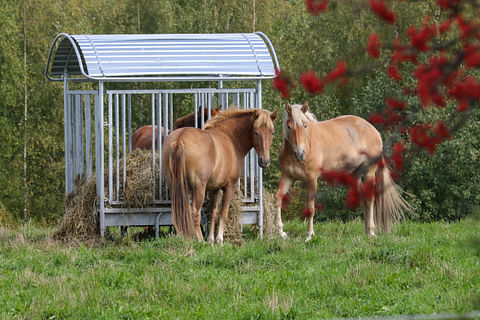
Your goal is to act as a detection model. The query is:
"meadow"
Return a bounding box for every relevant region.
[0,219,479,320]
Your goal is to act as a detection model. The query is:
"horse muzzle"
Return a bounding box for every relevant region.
[258,157,271,168]
[294,150,305,162]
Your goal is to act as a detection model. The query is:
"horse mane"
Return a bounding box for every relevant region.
[204,108,274,131]
[282,104,317,137]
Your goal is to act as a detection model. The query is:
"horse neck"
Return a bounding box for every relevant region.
[209,114,254,156]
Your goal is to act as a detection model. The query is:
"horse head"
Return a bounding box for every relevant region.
[283,102,312,162]
[252,109,278,168]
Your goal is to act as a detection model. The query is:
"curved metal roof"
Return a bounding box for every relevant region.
[45,33,279,81]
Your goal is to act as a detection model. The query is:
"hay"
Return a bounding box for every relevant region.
[120,149,159,207]
[262,190,279,239]
[52,174,99,242]
[223,190,244,245]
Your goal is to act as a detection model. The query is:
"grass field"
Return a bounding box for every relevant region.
[0,219,479,320]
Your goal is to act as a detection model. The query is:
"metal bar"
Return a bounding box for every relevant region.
[49,75,276,83]
[108,93,113,204]
[201,93,205,127]
[115,94,120,201]
[162,93,168,199]
[122,94,127,193]
[169,93,173,132]
[65,90,98,95]
[106,88,257,95]
[63,74,70,195]
[194,93,198,128]
[151,94,156,201]
[244,157,248,199]
[96,81,105,237]
[250,150,255,202]
[68,95,74,193]
[128,94,132,153]
[77,94,85,178]
[84,95,92,180]
[257,79,263,238]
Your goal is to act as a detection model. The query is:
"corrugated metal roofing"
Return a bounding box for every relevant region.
[46,33,279,81]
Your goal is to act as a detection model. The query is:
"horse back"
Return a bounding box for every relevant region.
[315,115,383,156]
[131,125,168,151]
[162,127,218,186]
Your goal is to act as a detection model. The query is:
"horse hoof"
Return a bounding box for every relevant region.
[305,235,312,242]
[280,231,288,239]
[216,239,224,246]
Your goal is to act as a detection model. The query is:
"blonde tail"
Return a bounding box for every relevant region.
[374,158,412,232]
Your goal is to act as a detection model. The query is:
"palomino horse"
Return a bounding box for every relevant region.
[276,103,410,241]
[131,106,222,151]
[162,108,278,244]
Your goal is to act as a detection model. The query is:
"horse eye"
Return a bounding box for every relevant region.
[287,125,291,130]
[304,124,308,129]
[254,131,258,136]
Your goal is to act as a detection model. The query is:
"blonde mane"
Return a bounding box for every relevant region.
[282,104,317,137]
[204,108,274,131]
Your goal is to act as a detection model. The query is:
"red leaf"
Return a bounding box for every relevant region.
[369,0,396,24]
[305,0,329,15]
[300,71,325,94]
[367,33,382,58]
[386,97,407,110]
[302,207,314,218]
[273,69,292,99]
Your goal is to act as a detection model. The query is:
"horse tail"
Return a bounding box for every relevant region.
[169,141,196,239]
[374,156,412,233]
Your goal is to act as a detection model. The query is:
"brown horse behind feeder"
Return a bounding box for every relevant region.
[275,103,411,241]
[162,108,278,244]
[131,105,222,151]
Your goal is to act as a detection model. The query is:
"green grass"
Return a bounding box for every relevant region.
[0,220,479,320]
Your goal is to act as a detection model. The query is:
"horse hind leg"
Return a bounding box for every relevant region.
[361,166,377,236]
[191,181,208,241]
[207,190,221,245]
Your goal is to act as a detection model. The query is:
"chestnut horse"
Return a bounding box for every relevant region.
[173,105,222,130]
[131,106,222,151]
[276,103,410,241]
[162,108,278,244]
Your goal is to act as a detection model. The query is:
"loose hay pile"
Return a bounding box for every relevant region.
[120,149,159,207]
[222,188,278,244]
[52,175,98,241]
[223,190,244,245]
[262,190,279,239]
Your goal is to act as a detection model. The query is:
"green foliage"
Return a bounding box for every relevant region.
[0,220,479,318]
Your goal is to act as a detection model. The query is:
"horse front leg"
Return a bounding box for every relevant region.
[215,183,237,246]
[207,190,221,245]
[362,166,377,236]
[305,177,318,242]
[275,175,293,239]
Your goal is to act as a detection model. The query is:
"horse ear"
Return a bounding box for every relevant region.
[270,110,278,121]
[285,102,292,116]
[301,102,309,113]
[215,105,222,112]
[252,109,260,120]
